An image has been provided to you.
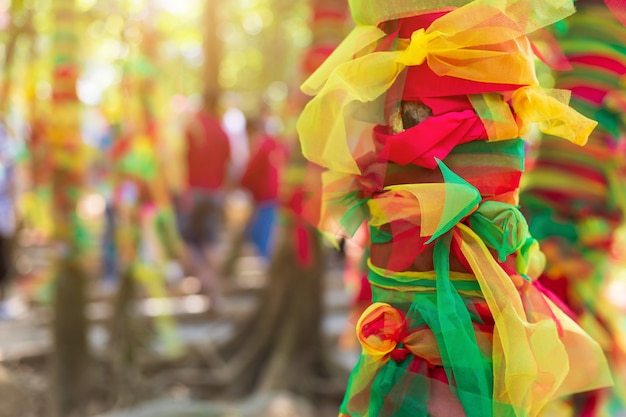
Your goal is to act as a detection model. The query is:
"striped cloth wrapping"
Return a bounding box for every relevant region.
[521,4,626,416]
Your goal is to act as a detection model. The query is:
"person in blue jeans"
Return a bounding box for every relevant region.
[239,117,287,261]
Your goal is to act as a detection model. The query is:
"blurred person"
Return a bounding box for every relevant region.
[180,91,231,309]
[0,119,18,318]
[239,117,287,260]
[221,117,287,277]
[94,115,119,288]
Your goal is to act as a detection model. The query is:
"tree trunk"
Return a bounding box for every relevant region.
[0,1,34,114]
[211,0,350,400]
[203,0,221,97]
[296,2,607,416]
[107,13,172,404]
[217,221,331,396]
[49,2,89,416]
[51,256,89,416]
[108,265,147,407]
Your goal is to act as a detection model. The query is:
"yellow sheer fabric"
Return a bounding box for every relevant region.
[470,93,521,140]
[458,224,610,416]
[511,86,596,145]
[470,87,598,145]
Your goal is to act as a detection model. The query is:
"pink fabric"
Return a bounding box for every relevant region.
[375,110,488,169]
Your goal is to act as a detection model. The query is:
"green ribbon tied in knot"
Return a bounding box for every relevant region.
[469,201,529,262]
[470,200,544,278]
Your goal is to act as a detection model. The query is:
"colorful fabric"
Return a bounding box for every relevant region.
[112,128,184,356]
[297,1,612,416]
[521,4,626,415]
[116,134,158,180]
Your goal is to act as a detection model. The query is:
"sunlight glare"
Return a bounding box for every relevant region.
[157,0,200,17]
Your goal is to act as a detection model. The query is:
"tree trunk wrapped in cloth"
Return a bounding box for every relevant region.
[297,1,612,416]
[521,2,626,416]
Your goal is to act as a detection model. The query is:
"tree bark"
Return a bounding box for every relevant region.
[203,0,221,97]
[216,221,335,395]
[49,2,89,416]
[210,0,350,401]
[0,2,34,114]
[106,11,172,404]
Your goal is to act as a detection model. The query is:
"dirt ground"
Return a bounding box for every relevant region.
[0,352,345,417]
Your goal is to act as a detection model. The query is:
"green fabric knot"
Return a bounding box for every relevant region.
[469,201,529,262]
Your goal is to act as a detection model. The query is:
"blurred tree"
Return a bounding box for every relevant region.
[106,23,158,406]
[216,0,309,113]
[212,0,351,400]
[48,1,90,416]
[0,0,34,113]
[203,0,220,97]
[107,4,187,402]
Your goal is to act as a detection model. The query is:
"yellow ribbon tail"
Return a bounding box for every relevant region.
[512,86,597,146]
[547,297,613,398]
[457,223,612,415]
[457,223,567,417]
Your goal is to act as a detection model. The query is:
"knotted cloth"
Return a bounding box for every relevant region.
[296,1,612,416]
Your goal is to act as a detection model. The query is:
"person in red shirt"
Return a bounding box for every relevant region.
[239,117,287,260]
[185,94,231,192]
[180,91,231,308]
